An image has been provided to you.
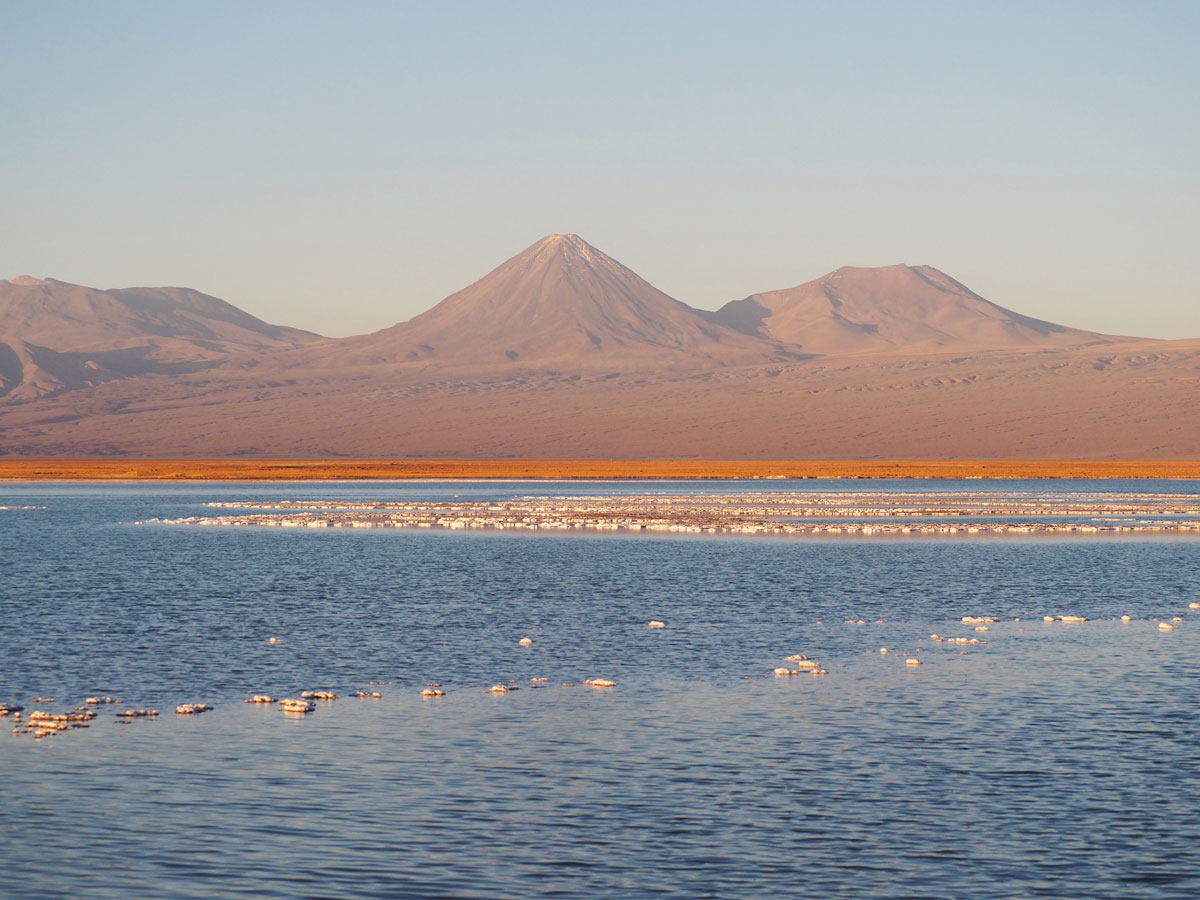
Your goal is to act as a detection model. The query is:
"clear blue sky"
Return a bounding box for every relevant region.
[3,1,1197,338]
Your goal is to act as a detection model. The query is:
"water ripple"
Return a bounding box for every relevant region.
[2,482,1199,898]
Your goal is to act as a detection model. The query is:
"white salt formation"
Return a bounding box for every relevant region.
[148,490,1200,538]
[21,708,98,739]
[519,637,533,646]
[648,620,666,628]
[11,586,1196,748]
[279,698,316,713]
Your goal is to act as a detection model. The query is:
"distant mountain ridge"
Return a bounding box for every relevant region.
[2,238,1194,460]
[2,240,1134,394]
[711,263,1121,354]
[0,276,318,399]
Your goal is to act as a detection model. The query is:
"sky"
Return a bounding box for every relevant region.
[2,0,1197,339]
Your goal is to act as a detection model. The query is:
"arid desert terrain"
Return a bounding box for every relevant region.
[3,235,1198,459]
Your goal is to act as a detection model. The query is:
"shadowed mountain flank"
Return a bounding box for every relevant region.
[301,234,800,371]
[0,277,320,399]
[712,264,1125,354]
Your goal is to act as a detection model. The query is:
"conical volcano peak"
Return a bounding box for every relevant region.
[524,232,607,267]
[312,233,796,371]
[534,232,590,250]
[499,233,648,290]
[536,232,584,246]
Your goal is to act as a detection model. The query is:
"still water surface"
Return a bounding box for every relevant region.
[2,481,1199,898]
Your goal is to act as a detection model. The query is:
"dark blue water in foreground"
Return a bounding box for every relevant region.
[2,480,1199,899]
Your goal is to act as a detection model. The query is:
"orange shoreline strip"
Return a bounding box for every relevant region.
[1,460,1199,480]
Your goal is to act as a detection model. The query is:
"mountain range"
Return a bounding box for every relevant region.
[298,234,800,372]
[0,276,317,400]
[1,235,1197,458]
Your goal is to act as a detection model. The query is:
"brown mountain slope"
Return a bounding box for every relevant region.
[712,264,1128,354]
[0,276,320,399]
[293,234,800,372]
[1,339,1197,459]
[3,247,1193,460]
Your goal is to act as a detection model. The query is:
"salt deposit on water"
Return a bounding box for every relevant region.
[145,489,1200,537]
[3,480,1200,899]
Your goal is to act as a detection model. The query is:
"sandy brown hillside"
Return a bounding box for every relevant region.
[0,276,319,399]
[712,264,1127,354]
[1,338,1197,459]
[292,234,800,372]
[3,243,1196,459]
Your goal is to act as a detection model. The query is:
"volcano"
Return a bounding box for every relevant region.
[712,264,1122,354]
[307,234,798,371]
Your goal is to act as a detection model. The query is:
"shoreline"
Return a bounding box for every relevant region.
[2,459,1200,481]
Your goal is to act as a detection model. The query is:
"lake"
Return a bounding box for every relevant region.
[2,480,1199,898]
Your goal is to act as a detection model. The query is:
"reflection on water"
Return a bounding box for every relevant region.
[2,481,1199,898]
